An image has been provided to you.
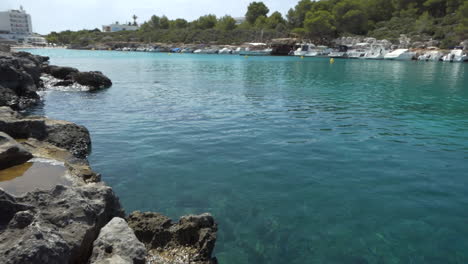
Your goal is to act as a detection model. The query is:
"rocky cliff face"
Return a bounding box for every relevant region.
[0,50,218,264]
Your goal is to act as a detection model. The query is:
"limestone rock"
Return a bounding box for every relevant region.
[0,131,33,170]
[0,107,91,159]
[70,71,112,90]
[90,217,146,264]
[127,212,217,264]
[0,184,124,264]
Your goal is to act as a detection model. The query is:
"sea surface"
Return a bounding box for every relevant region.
[24,49,468,264]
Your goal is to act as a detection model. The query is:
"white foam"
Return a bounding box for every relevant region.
[40,74,90,92]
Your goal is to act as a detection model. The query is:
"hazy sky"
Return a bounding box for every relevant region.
[1,0,299,34]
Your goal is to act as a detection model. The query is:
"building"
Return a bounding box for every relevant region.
[0,6,45,44]
[102,23,139,33]
[0,6,32,37]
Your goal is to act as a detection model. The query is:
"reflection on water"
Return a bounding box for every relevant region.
[0,160,70,196]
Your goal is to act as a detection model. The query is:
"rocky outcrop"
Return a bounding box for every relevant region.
[127,212,217,264]
[0,131,33,169]
[0,106,91,158]
[90,217,146,264]
[0,184,124,264]
[0,51,113,110]
[69,71,112,90]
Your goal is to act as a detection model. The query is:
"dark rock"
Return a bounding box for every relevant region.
[44,65,79,80]
[53,80,75,87]
[0,44,10,53]
[0,131,33,170]
[0,184,124,264]
[0,107,91,158]
[127,212,217,264]
[70,71,112,90]
[89,217,146,264]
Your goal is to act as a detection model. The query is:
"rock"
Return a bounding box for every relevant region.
[0,107,91,159]
[398,34,411,49]
[0,53,42,110]
[127,212,217,264]
[44,65,79,80]
[0,44,10,53]
[70,71,112,90]
[0,131,33,170]
[0,184,124,264]
[90,217,146,264]
[53,80,75,87]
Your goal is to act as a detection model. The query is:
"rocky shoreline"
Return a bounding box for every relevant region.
[0,45,218,264]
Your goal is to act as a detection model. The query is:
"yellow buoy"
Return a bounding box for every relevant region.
[301,56,304,59]
[244,55,249,59]
[330,58,335,64]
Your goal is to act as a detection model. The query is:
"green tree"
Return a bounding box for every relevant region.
[173,18,188,29]
[159,16,170,29]
[304,10,336,41]
[333,0,369,34]
[266,11,286,29]
[455,0,468,39]
[194,14,217,30]
[254,15,268,28]
[149,15,160,29]
[216,15,237,31]
[286,0,313,28]
[246,2,270,24]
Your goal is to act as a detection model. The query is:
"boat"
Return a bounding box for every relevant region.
[347,43,369,59]
[441,47,468,62]
[218,48,233,54]
[293,43,318,57]
[238,43,272,56]
[328,45,348,58]
[194,48,219,54]
[384,49,415,60]
[362,44,387,60]
[417,50,444,61]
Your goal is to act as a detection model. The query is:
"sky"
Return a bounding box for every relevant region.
[1,0,299,34]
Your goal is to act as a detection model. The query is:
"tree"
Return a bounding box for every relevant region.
[333,0,369,35]
[216,15,237,31]
[173,18,188,29]
[160,16,170,29]
[254,15,267,28]
[246,2,269,24]
[149,15,160,29]
[132,14,138,26]
[194,14,217,30]
[266,11,286,29]
[304,10,336,41]
[286,0,313,28]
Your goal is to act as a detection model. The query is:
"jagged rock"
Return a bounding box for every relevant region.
[70,71,112,90]
[90,217,146,264]
[399,34,411,49]
[0,184,124,264]
[54,80,75,87]
[44,65,79,80]
[127,212,217,264]
[0,52,46,110]
[0,107,91,158]
[0,44,10,52]
[0,131,33,170]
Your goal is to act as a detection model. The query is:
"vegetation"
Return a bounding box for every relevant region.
[46,0,467,48]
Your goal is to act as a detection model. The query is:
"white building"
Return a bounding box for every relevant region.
[102,23,139,33]
[0,6,39,43]
[234,17,246,25]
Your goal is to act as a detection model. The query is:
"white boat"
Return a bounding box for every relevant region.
[294,43,318,57]
[347,49,367,59]
[218,48,233,54]
[194,49,218,54]
[384,49,415,60]
[441,48,468,62]
[238,43,272,56]
[417,50,444,61]
[328,45,349,58]
[362,45,387,60]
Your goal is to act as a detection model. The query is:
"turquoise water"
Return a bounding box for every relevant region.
[25,49,468,263]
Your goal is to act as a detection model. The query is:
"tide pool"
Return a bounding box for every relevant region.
[25,49,468,264]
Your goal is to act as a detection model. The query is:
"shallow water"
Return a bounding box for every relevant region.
[0,159,69,196]
[24,49,468,263]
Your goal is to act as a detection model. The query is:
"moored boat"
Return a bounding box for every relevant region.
[362,44,387,60]
[441,47,468,62]
[294,43,318,57]
[384,49,415,60]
